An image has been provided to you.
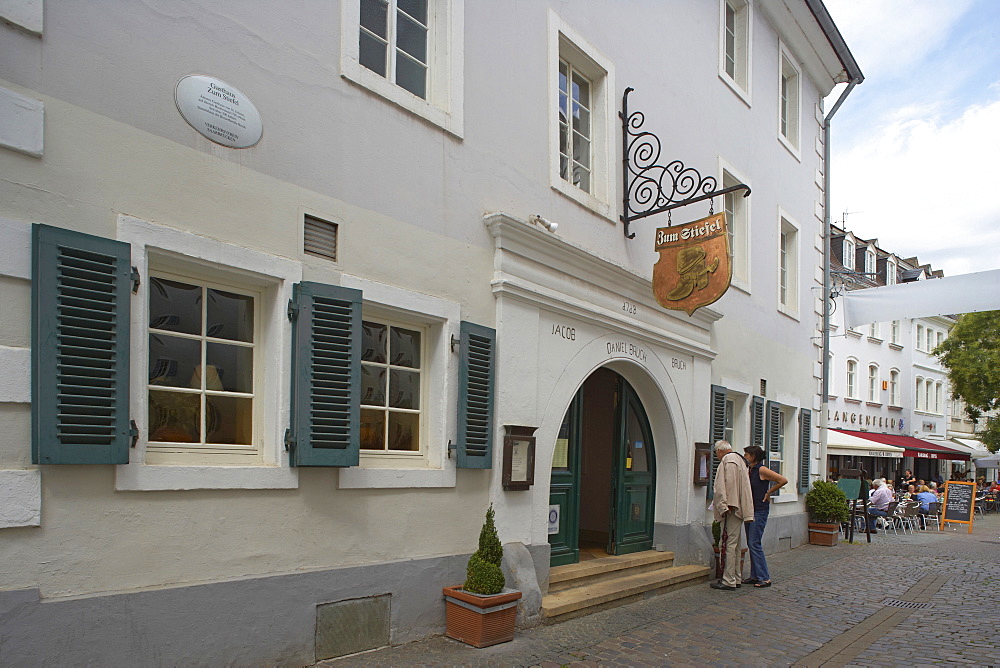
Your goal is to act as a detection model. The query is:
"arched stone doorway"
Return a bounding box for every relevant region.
[548,367,657,566]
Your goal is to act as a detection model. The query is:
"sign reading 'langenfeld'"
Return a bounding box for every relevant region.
[652,213,732,315]
[175,75,263,149]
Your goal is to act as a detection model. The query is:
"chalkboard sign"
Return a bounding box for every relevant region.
[941,481,976,533]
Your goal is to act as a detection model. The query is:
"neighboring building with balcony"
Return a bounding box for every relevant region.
[0,1,859,663]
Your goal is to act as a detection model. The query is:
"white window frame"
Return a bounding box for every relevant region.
[339,274,461,489]
[846,359,858,399]
[724,397,736,445]
[935,381,943,414]
[915,376,924,411]
[721,159,751,291]
[718,0,752,104]
[116,215,301,491]
[777,43,801,157]
[865,247,876,275]
[925,379,933,413]
[777,211,799,319]
[867,364,879,402]
[341,0,465,137]
[887,259,897,285]
[925,328,933,351]
[890,320,900,345]
[868,322,880,340]
[549,10,616,218]
[916,324,924,351]
[843,236,855,271]
[936,331,944,349]
[889,369,900,406]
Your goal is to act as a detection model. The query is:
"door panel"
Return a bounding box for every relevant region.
[548,392,581,566]
[613,380,656,555]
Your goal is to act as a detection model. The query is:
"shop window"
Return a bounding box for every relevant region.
[146,274,259,463]
[360,318,424,453]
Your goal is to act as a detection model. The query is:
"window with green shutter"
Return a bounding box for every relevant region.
[456,321,495,469]
[766,400,782,497]
[32,224,133,465]
[707,384,727,498]
[798,409,812,493]
[288,282,362,466]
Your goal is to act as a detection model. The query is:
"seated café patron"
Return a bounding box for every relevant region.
[867,479,893,533]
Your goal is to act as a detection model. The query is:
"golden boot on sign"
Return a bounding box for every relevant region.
[653,213,732,316]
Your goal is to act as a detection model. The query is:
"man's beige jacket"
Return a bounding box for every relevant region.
[712,450,754,522]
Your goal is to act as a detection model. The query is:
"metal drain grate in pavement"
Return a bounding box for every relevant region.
[880,598,931,609]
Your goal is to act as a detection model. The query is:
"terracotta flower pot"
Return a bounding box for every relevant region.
[808,522,840,546]
[442,586,522,648]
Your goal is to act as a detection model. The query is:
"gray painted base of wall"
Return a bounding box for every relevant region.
[0,544,550,667]
[654,511,809,569]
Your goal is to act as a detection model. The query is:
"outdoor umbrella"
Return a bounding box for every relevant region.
[975,453,1000,468]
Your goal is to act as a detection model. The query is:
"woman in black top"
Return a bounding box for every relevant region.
[742,445,788,588]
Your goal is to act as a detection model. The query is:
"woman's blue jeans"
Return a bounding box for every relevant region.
[745,507,770,582]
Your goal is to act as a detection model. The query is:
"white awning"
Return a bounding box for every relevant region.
[827,430,905,458]
[950,438,990,456]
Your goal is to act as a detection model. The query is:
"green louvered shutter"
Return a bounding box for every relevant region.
[751,396,765,447]
[32,224,132,465]
[766,400,781,497]
[707,385,727,499]
[456,321,495,469]
[288,282,361,466]
[798,409,813,493]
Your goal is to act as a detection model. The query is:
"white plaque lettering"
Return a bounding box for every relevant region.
[510,439,530,483]
[175,75,263,148]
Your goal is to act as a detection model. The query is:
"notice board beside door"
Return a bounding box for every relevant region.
[941,480,975,533]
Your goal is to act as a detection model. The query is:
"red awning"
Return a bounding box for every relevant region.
[832,430,970,461]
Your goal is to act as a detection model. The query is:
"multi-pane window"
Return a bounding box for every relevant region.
[558,60,593,193]
[359,0,429,99]
[925,379,933,413]
[843,238,855,270]
[724,398,736,445]
[891,320,900,345]
[865,248,876,275]
[935,382,943,414]
[868,365,879,402]
[771,410,786,479]
[868,323,878,339]
[360,318,423,452]
[925,328,933,351]
[779,229,788,305]
[846,360,857,398]
[778,218,797,311]
[147,275,256,455]
[887,260,897,285]
[890,369,900,406]
[779,53,800,149]
[916,325,924,351]
[722,0,749,92]
[936,331,944,350]
[915,377,923,411]
[723,170,748,283]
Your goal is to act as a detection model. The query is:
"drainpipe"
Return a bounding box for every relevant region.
[820,77,859,481]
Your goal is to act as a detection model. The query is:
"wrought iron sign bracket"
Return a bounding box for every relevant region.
[620,87,751,239]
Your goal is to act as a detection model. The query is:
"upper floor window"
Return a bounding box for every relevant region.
[915,377,924,411]
[890,320,900,345]
[865,247,876,275]
[867,364,879,402]
[342,0,465,136]
[935,381,943,414]
[846,359,858,399]
[887,259,897,285]
[843,238,855,270]
[724,397,736,445]
[550,17,614,213]
[936,331,944,350]
[889,369,900,406]
[778,215,798,316]
[925,379,934,413]
[916,324,924,351]
[778,48,800,152]
[720,0,750,99]
[925,328,934,351]
[868,323,879,339]
[723,166,750,286]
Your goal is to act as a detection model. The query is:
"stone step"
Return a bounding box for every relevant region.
[542,563,712,623]
[548,550,675,593]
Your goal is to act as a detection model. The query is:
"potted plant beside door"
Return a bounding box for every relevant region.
[443,506,522,648]
[805,481,849,546]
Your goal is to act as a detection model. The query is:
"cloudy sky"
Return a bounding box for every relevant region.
[823,0,1000,277]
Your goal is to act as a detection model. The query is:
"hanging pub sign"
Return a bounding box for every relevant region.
[652,213,732,315]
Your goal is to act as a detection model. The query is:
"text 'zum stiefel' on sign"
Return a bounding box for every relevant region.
[652,213,732,315]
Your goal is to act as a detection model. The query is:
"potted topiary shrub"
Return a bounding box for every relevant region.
[711,520,747,579]
[442,505,522,648]
[805,481,849,546]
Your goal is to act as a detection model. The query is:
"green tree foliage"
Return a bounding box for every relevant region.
[934,311,1000,452]
[463,505,506,595]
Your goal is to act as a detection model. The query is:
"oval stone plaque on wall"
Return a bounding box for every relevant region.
[175,75,263,148]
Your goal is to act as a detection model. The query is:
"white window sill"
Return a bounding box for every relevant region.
[778,133,801,162]
[867,337,883,344]
[777,303,800,321]
[115,464,299,491]
[889,343,903,351]
[772,493,797,504]
[338,466,456,489]
[718,73,751,108]
[550,179,614,222]
[340,64,463,139]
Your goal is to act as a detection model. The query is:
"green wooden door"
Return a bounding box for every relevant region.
[611,378,657,555]
[548,391,582,567]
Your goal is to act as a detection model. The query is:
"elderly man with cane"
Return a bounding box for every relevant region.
[711,440,754,591]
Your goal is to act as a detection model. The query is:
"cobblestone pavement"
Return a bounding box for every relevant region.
[320,515,1000,667]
